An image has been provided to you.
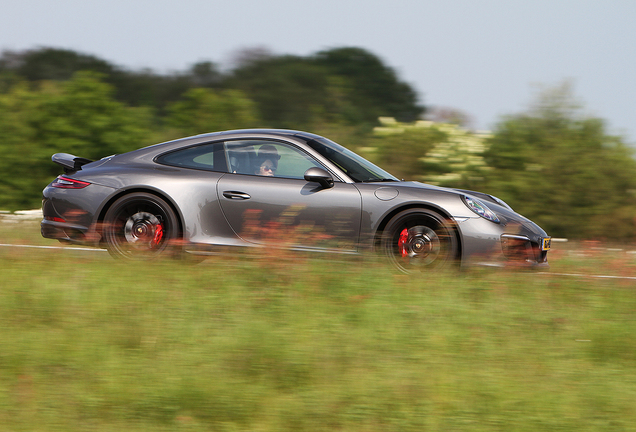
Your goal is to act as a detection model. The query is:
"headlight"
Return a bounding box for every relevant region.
[462,195,500,223]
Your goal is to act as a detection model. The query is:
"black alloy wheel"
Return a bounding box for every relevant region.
[103,192,179,259]
[381,208,458,273]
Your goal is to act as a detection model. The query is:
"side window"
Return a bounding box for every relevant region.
[225,141,258,175]
[226,140,323,179]
[156,142,228,172]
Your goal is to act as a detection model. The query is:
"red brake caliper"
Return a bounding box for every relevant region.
[152,223,164,248]
[398,228,409,257]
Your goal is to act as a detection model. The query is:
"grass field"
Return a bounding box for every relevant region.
[2,221,636,431]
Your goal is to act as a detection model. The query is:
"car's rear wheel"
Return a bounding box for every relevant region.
[381,208,458,273]
[103,192,180,259]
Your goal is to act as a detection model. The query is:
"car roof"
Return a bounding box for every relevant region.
[140,129,320,153]
[108,129,326,166]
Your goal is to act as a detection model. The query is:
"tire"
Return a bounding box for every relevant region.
[103,192,180,259]
[381,208,458,273]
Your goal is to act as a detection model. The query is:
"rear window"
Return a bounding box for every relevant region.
[156,142,228,172]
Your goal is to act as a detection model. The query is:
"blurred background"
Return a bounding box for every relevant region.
[1,0,635,241]
[2,3,636,430]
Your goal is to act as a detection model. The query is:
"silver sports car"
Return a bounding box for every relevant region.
[41,129,550,271]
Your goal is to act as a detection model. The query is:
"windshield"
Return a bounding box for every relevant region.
[304,137,399,183]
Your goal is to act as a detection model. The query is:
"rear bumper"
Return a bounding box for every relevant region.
[41,181,115,245]
[41,218,97,245]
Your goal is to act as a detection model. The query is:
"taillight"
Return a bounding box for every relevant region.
[51,176,91,189]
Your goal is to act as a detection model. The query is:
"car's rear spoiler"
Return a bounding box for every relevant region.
[52,153,93,173]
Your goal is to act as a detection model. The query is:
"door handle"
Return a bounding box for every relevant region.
[223,191,251,200]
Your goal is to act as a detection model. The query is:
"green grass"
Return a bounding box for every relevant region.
[1,222,636,431]
[0,220,48,246]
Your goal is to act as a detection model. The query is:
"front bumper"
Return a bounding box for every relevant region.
[500,233,550,267]
[455,216,550,269]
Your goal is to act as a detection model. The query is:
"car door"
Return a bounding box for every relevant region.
[217,140,362,251]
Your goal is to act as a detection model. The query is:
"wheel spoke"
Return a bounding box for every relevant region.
[103,193,178,259]
[383,209,457,272]
[397,225,440,265]
[123,211,163,249]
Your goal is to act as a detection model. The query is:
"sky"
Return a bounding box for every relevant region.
[2,0,635,142]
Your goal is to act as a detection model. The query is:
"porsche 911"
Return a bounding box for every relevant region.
[41,129,550,271]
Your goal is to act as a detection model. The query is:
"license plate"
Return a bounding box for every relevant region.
[542,237,551,251]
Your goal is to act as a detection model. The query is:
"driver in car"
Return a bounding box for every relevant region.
[255,145,280,176]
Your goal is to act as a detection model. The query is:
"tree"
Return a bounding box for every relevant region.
[0,72,151,210]
[483,82,636,239]
[366,118,447,181]
[225,47,425,130]
[0,48,224,116]
[365,118,489,185]
[313,47,425,123]
[189,61,222,87]
[7,47,117,82]
[2,46,426,133]
[225,54,352,129]
[165,88,260,136]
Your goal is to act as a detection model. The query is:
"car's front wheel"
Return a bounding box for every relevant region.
[103,192,180,259]
[381,208,458,272]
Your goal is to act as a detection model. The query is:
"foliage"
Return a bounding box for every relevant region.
[1,48,636,241]
[0,72,152,210]
[367,117,489,186]
[313,47,424,123]
[2,230,636,431]
[223,55,345,129]
[3,47,118,82]
[165,88,261,137]
[362,90,636,241]
[222,47,426,130]
[483,83,636,239]
[1,47,424,131]
[0,48,223,114]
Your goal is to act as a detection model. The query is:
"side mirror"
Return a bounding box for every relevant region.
[304,167,334,189]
